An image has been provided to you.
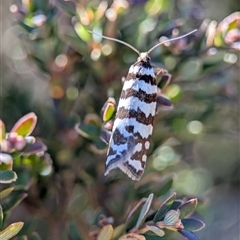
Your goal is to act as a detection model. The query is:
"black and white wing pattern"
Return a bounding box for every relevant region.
[105,55,157,181]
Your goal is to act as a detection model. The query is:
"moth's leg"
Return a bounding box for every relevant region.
[100,128,112,144]
[156,94,173,114]
[155,68,172,89]
[154,67,173,114]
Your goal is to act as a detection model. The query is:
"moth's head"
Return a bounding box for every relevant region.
[138,52,150,62]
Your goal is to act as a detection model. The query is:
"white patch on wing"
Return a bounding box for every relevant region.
[118,96,156,117]
[142,155,147,162]
[129,65,155,77]
[113,118,153,138]
[135,143,142,152]
[145,141,150,149]
[122,79,157,95]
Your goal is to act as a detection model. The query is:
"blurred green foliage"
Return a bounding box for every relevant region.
[0,0,239,239]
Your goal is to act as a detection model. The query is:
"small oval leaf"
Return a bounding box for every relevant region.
[135,193,154,229]
[0,187,15,200]
[178,229,200,240]
[164,210,180,226]
[179,199,198,219]
[74,23,91,42]
[103,102,115,122]
[0,120,6,142]
[0,170,17,184]
[11,112,37,136]
[145,223,165,237]
[23,142,47,154]
[181,219,205,232]
[119,233,146,240]
[97,224,113,240]
[0,222,24,240]
[112,224,125,240]
[153,192,176,222]
[75,123,100,139]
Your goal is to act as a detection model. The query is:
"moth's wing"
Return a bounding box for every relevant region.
[104,122,149,181]
[104,126,137,179]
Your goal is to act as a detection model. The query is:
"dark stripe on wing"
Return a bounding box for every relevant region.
[120,89,157,103]
[123,161,144,180]
[126,73,156,85]
[116,107,155,125]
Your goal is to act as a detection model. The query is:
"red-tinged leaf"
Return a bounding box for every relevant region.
[0,120,6,142]
[23,142,47,154]
[11,112,37,136]
[103,103,115,122]
[179,199,198,218]
[135,193,154,229]
[145,222,165,237]
[178,229,200,240]
[153,192,176,222]
[181,219,205,232]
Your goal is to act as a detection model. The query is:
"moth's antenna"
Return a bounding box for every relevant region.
[88,30,140,56]
[147,29,197,54]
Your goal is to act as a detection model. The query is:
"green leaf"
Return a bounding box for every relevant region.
[112,224,125,240]
[169,200,183,210]
[0,120,6,142]
[2,193,28,212]
[75,123,100,139]
[74,23,91,42]
[102,99,116,122]
[153,192,176,222]
[0,170,17,184]
[0,222,24,240]
[94,138,107,150]
[11,112,37,137]
[14,171,30,191]
[181,219,205,232]
[67,222,82,240]
[0,187,14,200]
[178,229,200,240]
[179,199,198,219]
[145,223,165,237]
[135,193,154,229]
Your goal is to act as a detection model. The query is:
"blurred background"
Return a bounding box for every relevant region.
[0,0,239,239]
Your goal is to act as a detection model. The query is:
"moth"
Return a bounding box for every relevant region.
[91,30,197,181]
